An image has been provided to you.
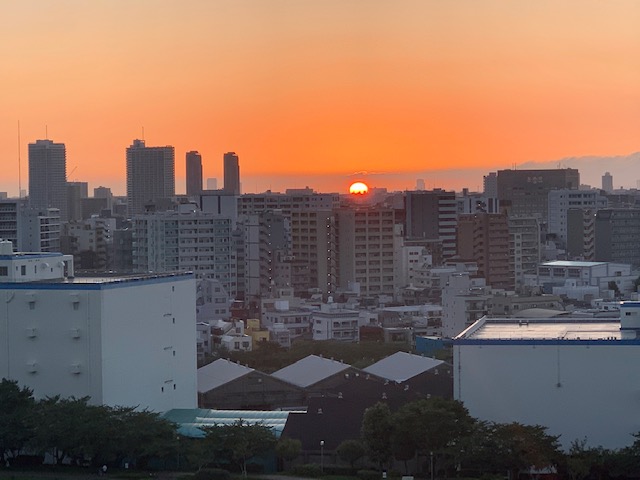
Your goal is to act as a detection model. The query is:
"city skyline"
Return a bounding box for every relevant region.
[1,1,639,196]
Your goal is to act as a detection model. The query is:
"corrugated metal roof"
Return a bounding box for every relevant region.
[164,408,295,438]
[271,355,350,388]
[197,359,253,393]
[363,351,443,382]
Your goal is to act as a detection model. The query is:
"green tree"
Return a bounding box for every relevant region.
[205,420,276,477]
[0,379,36,461]
[361,402,393,470]
[487,422,562,479]
[336,439,365,469]
[276,437,302,464]
[390,398,475,476]
[29,396,98,464]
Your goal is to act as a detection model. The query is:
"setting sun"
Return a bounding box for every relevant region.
[349,182,369,195]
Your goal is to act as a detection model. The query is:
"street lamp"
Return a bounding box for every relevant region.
[430,451,434,480]
[320,440,325,473]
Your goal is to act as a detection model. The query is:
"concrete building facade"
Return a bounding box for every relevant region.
[186,151,203,197]
[126,139,175,216]
[28,139,68,221]
[405,189,457,259]
[457,213,512,290]
[132,210,237,297]
[595,208,640,266]
[453,306,640,449]
[223,152,240,195]
[0,245,197,412]
[336,206,401,297]
[497,168,580,219]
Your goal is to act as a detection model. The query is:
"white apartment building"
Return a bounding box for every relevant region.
[547,189,607,247]
[262,299,312,340]
[441,272,491,338]
[132,210,237,297]
[0,242,197,412]
[508,216,541,292]
[524,260,636,297]
[311,302,363,342]
[0,199,63,253]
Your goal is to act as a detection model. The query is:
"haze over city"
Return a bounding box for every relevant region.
[1,0,640,195]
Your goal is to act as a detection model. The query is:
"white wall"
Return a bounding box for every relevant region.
[454,342,640,449]
[0,274,197,413]
[101,275,197,412]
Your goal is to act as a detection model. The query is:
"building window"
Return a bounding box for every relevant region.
[21,265,26,276]
[0,266,7,276]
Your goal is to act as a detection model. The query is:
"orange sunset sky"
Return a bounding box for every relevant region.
[1,1,639,196]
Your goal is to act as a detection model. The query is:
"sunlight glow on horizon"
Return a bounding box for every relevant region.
[1,1,639,196]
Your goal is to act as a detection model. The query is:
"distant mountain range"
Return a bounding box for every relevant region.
[517,152,640,190]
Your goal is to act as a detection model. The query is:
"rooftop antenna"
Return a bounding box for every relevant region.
[17,120,22,198]
[142,126,145,141]
[45,125,48,139]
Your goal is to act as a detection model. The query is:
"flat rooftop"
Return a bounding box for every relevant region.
[456,317,622,342]
[541,260,607,268]
[0,272,194,289]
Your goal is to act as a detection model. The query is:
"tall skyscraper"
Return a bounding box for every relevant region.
[185,151,203,197]
[28,139,68,221]
[223,152,240,195]
[126,139,175,216]
[602,172,613,193]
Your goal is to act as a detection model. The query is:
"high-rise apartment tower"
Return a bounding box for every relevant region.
[28,139,68,221]
[186,151,203,197]
[126,139,175,216]
[223,152,240,195]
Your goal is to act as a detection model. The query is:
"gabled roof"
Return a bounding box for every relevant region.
[363,351,443,382]
[197,358,254,393]
[271,355,350,388]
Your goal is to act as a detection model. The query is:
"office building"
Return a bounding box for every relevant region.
[547,189,607,248]
[0,243,197,411]
[186,151,203,197]
[497,168,580,219]
[595,208,640,266]
[28,139,68,221]
[405,189,457,260]
[126,139,175,216]
[223,152,240,195]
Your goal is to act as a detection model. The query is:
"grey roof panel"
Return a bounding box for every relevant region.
[363,351,443,382]
[197,359,254,393]
[271,355,350,388]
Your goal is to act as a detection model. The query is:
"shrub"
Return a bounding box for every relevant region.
[357,469,381,480]
[292,463,323,477]
[192,468,232,480]
[322,464,358,476]
[245,463,264,474]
